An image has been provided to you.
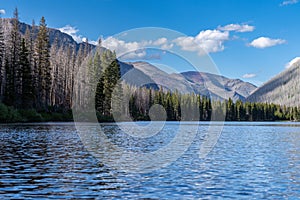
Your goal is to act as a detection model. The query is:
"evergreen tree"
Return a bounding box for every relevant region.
[95,76,105,114]
[35,16,51,110]
[103,59,121,116]
[20,38,34,108]
[6,8,22,107]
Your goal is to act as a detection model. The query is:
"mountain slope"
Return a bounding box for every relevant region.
[247,62,300,107]
[2,18,94,50]
[129,62,256,101]
[181,71,256,101]
[130,61,199,94]
[118,61,159,90]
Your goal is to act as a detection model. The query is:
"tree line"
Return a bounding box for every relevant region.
[0,8,92,121]
[117,87,300,122]
[1,9,50,110]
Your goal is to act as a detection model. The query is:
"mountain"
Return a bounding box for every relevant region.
[247,62,300,107]
[125,61,257,101]
[181,71,256,101]
[129,61,198,94]
[2,18,94,50]
[118,61,159,90]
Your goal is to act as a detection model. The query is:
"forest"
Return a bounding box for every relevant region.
[0,8,299,123]
[123,88,300,121]
[0,8,90,122]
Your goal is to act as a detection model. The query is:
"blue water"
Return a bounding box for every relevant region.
[0,122,300,199]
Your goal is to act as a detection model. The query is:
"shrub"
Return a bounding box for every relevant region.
[19,109,43,122]
[7,107,22,122]
[0,103,9,122]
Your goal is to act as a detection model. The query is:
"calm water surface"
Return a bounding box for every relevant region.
[0,122,300,199]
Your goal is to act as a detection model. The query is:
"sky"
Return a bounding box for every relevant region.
[1,0,300,86]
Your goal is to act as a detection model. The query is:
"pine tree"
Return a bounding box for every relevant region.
[95,76,105,115]
[103,59,121,116]
[20,38,34,109]
[35,16,51,110]
[4,8,22,107]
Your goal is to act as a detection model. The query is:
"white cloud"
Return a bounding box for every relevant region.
[280,0,298,6]
[218,24,255,33]
[81,37,98,45]
[89,40,98,45]
[173,29,229,54]
[102,29,230,57]
[152,37,174,49]
[82,37,88,43]
[249,37,286,49]
[59,23,255,56]
[121,50,147,59]
[59,25,84,43]
[285,57,300,68]
[161,43,174,50]
[102,36,147,54]
[101,36,173,59]
[242,73,257,78]
[0,9,5,15]
[89,23,259,58]
[152,37,168,46]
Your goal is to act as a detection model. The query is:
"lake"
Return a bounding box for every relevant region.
[0,122,300,199]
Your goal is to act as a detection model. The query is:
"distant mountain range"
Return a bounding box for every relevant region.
[247,62,300,107]
[119,61,257,101]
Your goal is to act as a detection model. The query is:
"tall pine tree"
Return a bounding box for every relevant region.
[35,16,51,111]
[103,59,121,116]
[4,8,22,107]
[20,38,34,108]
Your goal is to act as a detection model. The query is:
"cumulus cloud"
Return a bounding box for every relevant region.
[161,43,174,50]
[242,73,257,78]
[218,24,255,33]
[102,24,254,57]
[249,37,286,48]
[59,25,84,43]
[121,50,147,59]
[280,0,298,6]
[152,37,167,46]
[101,36,173,59]
[173,29,229,54]
[173,23,254,54]
[285,57,300,68]
[102,37,147,54]
[0,9,5,15]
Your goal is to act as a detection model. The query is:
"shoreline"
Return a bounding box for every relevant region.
[1,120,299,125]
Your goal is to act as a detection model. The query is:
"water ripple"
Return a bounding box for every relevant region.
[0,122,299,199]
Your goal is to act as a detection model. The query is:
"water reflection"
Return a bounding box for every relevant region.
[0,122,299,199]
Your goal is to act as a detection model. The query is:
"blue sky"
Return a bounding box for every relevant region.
[1,0,300,86]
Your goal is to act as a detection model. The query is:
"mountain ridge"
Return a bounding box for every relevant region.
[247,62,300,107]
[2,18,94,51]
[124,61,257,101]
